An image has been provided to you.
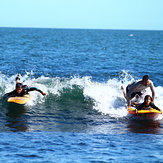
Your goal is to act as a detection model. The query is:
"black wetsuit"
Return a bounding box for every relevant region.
[136,102,159,111]
[3,87,43,98]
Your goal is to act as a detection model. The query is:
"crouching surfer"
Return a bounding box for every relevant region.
[121,75,155,107]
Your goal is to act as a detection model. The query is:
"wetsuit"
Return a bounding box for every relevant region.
[136,102,159,111]
[3,87,44,98]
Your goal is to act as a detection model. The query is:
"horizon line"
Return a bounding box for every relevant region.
[0,26,163,31]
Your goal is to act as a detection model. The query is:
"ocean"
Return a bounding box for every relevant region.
[0,27,163,162]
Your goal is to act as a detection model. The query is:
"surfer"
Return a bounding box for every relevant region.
[135,95,161,113]
[121,75,155,106]
[15,74,47,94]
[3,82,47,98]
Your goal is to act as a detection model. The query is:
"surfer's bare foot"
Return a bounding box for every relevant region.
[121,86,124,90]
[17,74,21,77]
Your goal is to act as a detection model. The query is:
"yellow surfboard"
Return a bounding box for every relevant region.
[128,107,162,114]
[7,94,31,105]
[127,107,162,120]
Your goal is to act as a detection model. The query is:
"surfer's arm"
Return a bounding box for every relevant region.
[150,103,161,111]
[3,90,16,99]
[27,87,47,96]
[3,93,8,99]
[136,103,145,110]
[149,82,155,101]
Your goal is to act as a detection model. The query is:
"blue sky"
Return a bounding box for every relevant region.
[1,0,163,30]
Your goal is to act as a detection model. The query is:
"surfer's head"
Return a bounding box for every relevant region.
[16,83,23,88]
[142,75,150,86]
[144,95,152,105]
[16,83,23,94]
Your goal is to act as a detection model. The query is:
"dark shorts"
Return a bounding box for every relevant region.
[126,85,142,99]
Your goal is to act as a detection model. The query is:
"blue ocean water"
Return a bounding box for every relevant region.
[0,27,163,162]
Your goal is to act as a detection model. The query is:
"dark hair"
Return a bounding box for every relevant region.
[142,75,150,81]
[16,83,23,88]
[144,95,152,101]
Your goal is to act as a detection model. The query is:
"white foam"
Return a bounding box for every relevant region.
[83,78,128,117]
[1,71,163,120]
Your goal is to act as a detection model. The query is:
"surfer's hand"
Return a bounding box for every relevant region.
[3,94,8,99]
[158,108,162,112]
[41,92,47,96]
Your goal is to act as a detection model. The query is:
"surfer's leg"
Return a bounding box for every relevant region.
[15,74,21,83]
[121,86,127,100]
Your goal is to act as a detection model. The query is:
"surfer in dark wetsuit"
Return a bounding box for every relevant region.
[136,95,161,112]
[3,83,46,98]
[3,76,47,98]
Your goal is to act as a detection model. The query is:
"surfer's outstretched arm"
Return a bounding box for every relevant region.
[2,90,17,99]
[27,87,47,96]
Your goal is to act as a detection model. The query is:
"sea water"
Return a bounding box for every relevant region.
[0,28,163,162]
